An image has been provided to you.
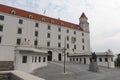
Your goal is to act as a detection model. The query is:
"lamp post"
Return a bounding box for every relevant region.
[63,37,66,73]
[106,52,109,69]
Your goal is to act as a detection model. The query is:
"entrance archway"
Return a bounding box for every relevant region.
[48,51,52,61]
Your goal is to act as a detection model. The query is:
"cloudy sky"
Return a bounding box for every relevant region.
[0,0,120,54]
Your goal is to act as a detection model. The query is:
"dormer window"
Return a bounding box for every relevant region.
[41,18,45,22]
[11,10,16,15]
[28,14,33,19]
[71,25,74,28]
[51,20,54,24]
[61,22,64,26]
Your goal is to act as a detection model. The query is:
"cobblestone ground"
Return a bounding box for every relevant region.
[32,62,120,80]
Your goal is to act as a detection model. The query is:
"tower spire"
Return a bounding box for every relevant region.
[80,12,87,18]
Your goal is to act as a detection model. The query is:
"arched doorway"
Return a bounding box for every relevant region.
[48,51,52,61]
[58,53,62,61]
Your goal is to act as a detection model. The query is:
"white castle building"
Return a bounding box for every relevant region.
[0,4,114,72]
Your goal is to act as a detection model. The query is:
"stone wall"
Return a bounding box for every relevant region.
[0,61,14,71]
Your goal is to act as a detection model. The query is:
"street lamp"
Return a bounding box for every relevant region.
[63,37,66,73]
[106,51,109,69]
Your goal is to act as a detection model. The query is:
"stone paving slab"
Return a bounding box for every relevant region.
[32,62,120,80]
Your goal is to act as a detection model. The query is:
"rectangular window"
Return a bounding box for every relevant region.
[47,41,50,47]
[47,33,50,38]
[74,45,76,49]
[82,38,84,43]
[99,58,102,62]
[48,25,51,30]
[0,15,4,20]
[35,56,37,62]
[67,44,69,49]
[82,33,84,36]
[17,28,22,34]
[16,38,21,45]
[0,25,3,31]
[19,19,23,24]
[43,57,46,62]
[35,31,38,37]
[34,40,38,46]
[58,43,61,48]
[58,35,61,40]
[39,57,41,62]
[105,58,108,62]
[67,36,69,41]
[74,31,76,35]
[22,56,27,63]
[0,36,2,44]
[58,27,61,32]
[35,23,39,27]
[66,29,69,33]
[82,45,85,50]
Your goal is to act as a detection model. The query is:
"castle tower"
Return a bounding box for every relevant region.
[79,12,89,32]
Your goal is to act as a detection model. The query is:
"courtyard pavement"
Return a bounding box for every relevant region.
[32,62,120,80]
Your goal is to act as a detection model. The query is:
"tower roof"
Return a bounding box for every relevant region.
[80,12,87,18]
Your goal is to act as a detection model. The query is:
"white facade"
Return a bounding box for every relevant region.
[0,4,114,71]
[69,49,115,68]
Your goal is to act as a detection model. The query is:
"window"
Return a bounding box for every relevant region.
[76,58,78,61]
[74,31,76,34]
[67,44,69,49]
[19,19,23,24]
[35,56,37,62]
[17,28,22,34]
[105,58,108,62]
[34,40,38,46]
[16,38,21,45]
[66,29,69,33]
[35,31,38,37]
[28,15,33,19]
[61,23,64,26]
[0,36,2,44]
[74,45,76,49]
[67,36,69,41]
[35,23,39,27]
[73,58,75,61]
[43,57,46,62]
[0,25,3,31]
[99,58,102,62]
[11,10,16,14]
[32,56,34,62]
[0,15,4,20]
[58,43,61,48]
[39,57,41,62]
[51,20,54,24]
[82,33,84,36]
[67,52,69,57]
[41,18,45,21]
[58,27,61,32]
[47,33,50,38]
[58,35,61,40]
[22,56,27,63]
[82,38,84,43]
[82,45,85,50]
[48,25,51,30]
[47,42,50,47]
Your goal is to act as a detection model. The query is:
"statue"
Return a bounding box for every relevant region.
[89,52,99,72]
[91,52,97,62]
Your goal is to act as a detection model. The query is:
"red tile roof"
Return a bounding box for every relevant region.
[0,4,83,30]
